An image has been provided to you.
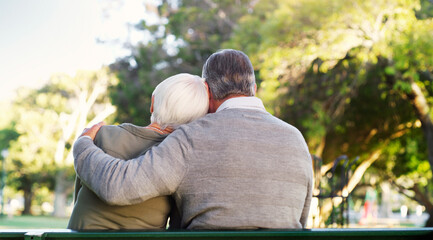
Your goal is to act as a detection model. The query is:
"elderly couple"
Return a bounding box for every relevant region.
[69,49,313,230]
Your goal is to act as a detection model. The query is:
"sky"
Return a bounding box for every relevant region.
[0,0,155,101]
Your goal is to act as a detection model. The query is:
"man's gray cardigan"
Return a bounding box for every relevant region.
[74,106,313,229]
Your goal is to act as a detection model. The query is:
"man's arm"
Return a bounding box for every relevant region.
[298,137,313,228]
[300,174,312,228]
[73,129,189,206]
[73,125,118,204]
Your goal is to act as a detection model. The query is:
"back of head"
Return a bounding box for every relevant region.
[202,49,255,100]
[151,73,209,129]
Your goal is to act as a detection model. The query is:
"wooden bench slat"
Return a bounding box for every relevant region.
[0,228,431,240]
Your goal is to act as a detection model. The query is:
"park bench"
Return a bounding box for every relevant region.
[1,228,433,240]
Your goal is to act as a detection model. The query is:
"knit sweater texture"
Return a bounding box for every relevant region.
[73,108,313,229]
[68,124,171,230]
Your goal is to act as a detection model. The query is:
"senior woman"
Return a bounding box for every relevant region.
[68,73,209,230]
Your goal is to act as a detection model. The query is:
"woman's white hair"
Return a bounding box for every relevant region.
[150,73,209,129]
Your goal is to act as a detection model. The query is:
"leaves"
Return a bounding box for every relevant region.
[109,0,255,125]
[1,68,117,214]
[226,1,433,216]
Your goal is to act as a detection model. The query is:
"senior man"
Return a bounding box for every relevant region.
[73,49,313,229]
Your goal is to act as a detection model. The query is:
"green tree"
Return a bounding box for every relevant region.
[109,0,255,125]
[5,68,116,216]
[98,0,433,226]
[0,102,19,154]
[7,89,61,214]
[226,0,433,226]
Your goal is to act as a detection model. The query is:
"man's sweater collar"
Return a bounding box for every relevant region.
[216,96,267,113]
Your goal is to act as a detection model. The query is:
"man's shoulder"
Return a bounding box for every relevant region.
[196,108,272,122]
[220,108,296,129]
[178,108,295,129]
[266,114,302,132]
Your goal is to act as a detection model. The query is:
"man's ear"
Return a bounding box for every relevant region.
[204,81,211,101]
[150,95,154,113]
[254,83,257,94]
[205,81,217,113]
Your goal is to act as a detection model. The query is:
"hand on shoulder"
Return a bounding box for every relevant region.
[80,122,106,140]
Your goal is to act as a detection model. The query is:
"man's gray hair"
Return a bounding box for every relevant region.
[202,49,256,100]
[151,73,209,129]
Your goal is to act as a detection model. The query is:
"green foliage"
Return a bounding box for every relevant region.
[379,128,431,184]
[109,0,254,125]
[226,0,433,221]
[0,103,19,151]
[108,1,433,202]
[0,128,19,152]
[2,0,431,221]
[1,68,116,214]
[7,88,61,192]
[417,0,433,19]
[227,0,430,149]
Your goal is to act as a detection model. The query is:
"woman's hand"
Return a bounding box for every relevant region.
[80,122,106,140]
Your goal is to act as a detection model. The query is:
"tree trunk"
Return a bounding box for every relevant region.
[315,135,326,157]
[23,187,33,215]
[406,82,433,226]
[52,170,68,217]
[411,184,433,227]
[407,81,433,180]
[392,181,433,227]
[426,212,433,227]
[379,182,392,218]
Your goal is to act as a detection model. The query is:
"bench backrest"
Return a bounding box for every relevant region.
[1,228,432,240]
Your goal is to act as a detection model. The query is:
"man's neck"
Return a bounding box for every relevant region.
[209,94,250,113]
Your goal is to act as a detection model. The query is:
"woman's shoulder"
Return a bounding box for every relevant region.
[97,123,166,140]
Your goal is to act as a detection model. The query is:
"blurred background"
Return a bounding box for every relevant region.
[0,0,432,229]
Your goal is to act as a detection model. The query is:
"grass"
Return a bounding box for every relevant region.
[0,215,69,229]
